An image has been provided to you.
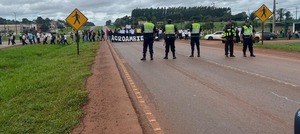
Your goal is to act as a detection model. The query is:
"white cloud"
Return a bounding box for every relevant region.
[0,0,299,25]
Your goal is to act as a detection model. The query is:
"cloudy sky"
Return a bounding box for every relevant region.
[0,0,299,25]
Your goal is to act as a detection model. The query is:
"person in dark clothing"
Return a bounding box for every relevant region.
[101,30,105,41]
[50,34,56,44]
[11,34,16,45]
[43,34,48,45]
[189,18,202,57]
[92,31,96,42]
[223,19,236,57]
[162,19,178,59]
[141,18,156,61]
[240,20,256,57]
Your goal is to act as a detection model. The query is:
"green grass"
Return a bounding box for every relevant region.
[1,36,9,42]
[0,42,99,133]
[254,43,300,52]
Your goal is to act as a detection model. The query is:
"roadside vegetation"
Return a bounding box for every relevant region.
[0,42,99,133]
[254,42,300,52]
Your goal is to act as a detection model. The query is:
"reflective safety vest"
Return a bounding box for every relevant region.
[191,23,201,34]
[243,25,253,36]
[222,25,236,37]
[143,22,155,33]
[165,24,175,35]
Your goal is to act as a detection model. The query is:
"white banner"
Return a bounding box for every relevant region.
[112,35,144,42]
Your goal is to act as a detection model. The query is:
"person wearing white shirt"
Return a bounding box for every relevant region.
[63,34,69,45]
[36,32,41,44]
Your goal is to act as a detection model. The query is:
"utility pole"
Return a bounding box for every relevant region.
[296,7,298,20]
[272,0,276,33]
[14,12,17,35]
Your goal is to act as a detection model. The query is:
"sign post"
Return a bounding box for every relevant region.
[255,4,273,45]
[65,8,88,55]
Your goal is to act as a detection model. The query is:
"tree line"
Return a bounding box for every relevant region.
[110,6,298,29]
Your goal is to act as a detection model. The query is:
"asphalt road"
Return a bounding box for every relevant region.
[112,40,300,134]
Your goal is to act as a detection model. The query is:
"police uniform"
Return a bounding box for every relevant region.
[223,21,236,57]
[190,22,201,57]
[241,23,256,57]
[141,20,156,61]
[163,20,178,59]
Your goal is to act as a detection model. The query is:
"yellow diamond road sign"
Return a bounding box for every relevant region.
[65,8,88,30]
[255,4,273,22]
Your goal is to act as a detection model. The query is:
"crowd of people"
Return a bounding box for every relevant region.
[0,28,107,46]
[19,32,72,45]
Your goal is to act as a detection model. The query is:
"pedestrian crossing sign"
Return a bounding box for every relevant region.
[65,8,88,30]
[255,4,272,22]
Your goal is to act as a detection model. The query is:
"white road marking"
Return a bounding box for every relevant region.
[207,60,299,88]
[271,92,300,104]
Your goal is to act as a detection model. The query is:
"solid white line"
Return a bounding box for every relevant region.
[271,92,300,104]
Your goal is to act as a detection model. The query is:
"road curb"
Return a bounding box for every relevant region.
[106,40,164,134]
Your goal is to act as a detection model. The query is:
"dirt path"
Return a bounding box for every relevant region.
[72,41,142,134]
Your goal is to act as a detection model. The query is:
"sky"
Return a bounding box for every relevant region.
[0,0,299,26]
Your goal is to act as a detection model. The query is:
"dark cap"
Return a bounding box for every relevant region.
[147,17,152,21]
[167,19,172,24]
[245,20,249,24]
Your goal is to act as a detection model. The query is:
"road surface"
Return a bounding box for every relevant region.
[112,40,300,134]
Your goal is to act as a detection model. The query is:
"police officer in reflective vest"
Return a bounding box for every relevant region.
[240,20,256,57]
[163,19,178,59]
[189,18,202,57]
[141,18,156,61]
[223,19,236,57]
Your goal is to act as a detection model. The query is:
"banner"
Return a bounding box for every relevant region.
[111,35,144,42]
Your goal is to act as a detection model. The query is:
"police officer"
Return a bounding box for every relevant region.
[223,19,236,57]
[240,20,256,57]
[189,18,202,57]
[141,18,156,61]
[163,19,178,59]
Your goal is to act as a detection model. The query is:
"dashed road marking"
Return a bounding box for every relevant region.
[271,92,300,104]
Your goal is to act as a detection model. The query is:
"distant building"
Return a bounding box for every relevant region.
[0,24,37,35]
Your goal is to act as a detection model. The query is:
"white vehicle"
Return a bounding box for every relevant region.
[204,31,223,40]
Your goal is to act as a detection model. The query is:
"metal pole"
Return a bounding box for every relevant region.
[262,22,264,45]
[76,30,80,55]
[273,0,276,33]
[296,7,298,20]
[14,12,17,35]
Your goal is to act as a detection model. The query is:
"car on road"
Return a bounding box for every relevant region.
[254,32,278,43]
[204,31,223,40]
